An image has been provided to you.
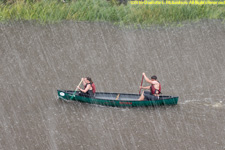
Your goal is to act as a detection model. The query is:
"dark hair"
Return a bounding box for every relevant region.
[86,77,93,84]
[151,75,157,80]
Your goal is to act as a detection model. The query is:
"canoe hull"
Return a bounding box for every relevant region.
[57,90,179,107]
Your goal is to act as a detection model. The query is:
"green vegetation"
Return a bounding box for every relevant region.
[0,0,225,26]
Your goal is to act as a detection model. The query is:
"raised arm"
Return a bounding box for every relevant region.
[82,78,86,86]
[143,73,154,84]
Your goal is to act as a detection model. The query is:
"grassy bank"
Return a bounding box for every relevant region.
[0,0,225,26]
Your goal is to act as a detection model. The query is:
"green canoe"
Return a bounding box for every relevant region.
[57,90,178,107]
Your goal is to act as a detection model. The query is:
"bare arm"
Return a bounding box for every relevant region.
[140,86,150,90]
[82,78,86,86]
[78,84,91,93]
[143,73,154,84]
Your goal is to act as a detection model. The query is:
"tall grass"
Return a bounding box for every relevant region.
[0,0,225,26]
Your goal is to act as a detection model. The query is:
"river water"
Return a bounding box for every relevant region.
[0,20,225,150]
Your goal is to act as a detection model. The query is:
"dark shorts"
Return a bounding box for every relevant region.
[78,91,94,98]
[144,91,159,101]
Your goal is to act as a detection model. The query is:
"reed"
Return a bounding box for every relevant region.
[0,0,225,26]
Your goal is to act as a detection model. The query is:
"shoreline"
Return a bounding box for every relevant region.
[0,0,225,27]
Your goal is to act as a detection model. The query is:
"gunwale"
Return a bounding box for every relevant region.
[57,90,179,107]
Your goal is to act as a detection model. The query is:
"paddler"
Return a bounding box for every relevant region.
[138,73,161,101]
[77,77,96,97]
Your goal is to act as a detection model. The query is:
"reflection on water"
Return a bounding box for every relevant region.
[0,20,225,149]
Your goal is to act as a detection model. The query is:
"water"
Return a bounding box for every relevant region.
[0,20,225,150]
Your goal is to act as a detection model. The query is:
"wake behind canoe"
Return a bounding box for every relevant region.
[57,90,179,107]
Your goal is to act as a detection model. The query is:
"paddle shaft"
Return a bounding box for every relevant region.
[116,94,120,100]
[71,79,83,99]
[75,79,83,91]
[139,75,144,95]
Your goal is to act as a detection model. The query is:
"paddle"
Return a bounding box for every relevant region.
[70,79,83,99]
[75,79,83,92]
[116,94,120,100]
[139,75,144,95]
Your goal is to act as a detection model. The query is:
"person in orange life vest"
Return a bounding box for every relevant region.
[77,77,96,97]
[138,73,161,101]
